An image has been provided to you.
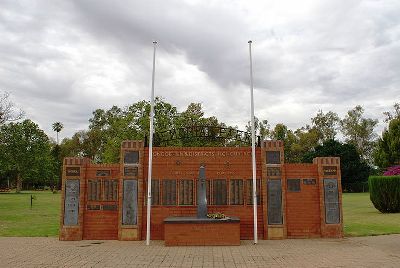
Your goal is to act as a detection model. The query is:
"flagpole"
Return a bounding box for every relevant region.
[248,40,258,244]
[146,41,157,246]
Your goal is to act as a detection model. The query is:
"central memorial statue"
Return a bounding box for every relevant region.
[197,165,207,218]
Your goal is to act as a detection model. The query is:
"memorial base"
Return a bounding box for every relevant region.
[164,216,240,246]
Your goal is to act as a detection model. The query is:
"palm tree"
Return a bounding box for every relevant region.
[52,122,64,144]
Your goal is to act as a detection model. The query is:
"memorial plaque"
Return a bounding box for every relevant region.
[324,178,340,224]
[103,204,118,211]
[267,179,282,224]
[323,166,337,176]
[287,179,301,192]
[87,204,100,210]
[122,179,138,225]
[96,170,110,177]
[66,167,80,176]
[124,166,138,177]
[64,179,80,225]
[124,151,139,164]
[267,167,281,176]
[303,178,317,185]
[266,151,281,164]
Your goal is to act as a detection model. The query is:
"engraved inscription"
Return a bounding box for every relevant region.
[122,180,138,225]
[268,179,282,224]
[87,204,100,210]
[96,170,111,177]
[267,167,281,176]
[66,167,80,176]
[303,178,317,185]
[124,151,139,164]
[266,151,281,164]
[323,166,337,176]
[64,179,80,225]
[324,178,340,224]
[103,204,118,211]
[124,166,138,177]
[287,179,301,192]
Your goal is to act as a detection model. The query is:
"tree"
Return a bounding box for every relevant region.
[383,103,400,122]
[374,118,400,168]
[340,105,378,162]
[0,120,54,192]
[311,110,340,143]
[303,140,370,185]
[52,122,64,144]
[0,91,24,125]
[245,117,270,141]
[270,123,297,162]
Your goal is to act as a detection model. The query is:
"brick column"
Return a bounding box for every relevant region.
[59,157,90,241]
[118,140,144,240]
[261,140,287,239]
[314,157,344,238]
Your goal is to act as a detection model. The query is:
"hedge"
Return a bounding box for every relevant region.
[369,176,400,213]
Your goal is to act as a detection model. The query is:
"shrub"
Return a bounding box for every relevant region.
[369,176,400,213]
[383,166,400,176]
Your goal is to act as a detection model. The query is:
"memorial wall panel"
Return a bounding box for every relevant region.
[64,179,80,226]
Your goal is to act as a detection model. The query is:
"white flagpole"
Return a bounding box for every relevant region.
[146,41,157,246]
[248,40,258,244]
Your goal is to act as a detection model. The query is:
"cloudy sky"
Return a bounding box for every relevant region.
[1,0,399,141]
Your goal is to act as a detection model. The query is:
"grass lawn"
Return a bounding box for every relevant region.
[0,191,60,237]
[0,191,399,237]
[343,192,400,236]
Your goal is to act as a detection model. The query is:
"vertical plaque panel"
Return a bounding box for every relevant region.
[267,179,282,225]
[64,179,80,226]
[122,179,138,225]
[324,178,340,224]
[266,151,281,164]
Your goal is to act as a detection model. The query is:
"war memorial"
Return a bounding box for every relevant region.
[59,131,343,245]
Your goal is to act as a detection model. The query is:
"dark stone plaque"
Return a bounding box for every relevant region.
[287,179,301,192]
[66,167,80,176]
[122,179,138,225]
[267,167,281,176]
[266,151,281,164]
[124,151,139,164]
[303,178,317,185]
[96,170,110,177]
[197,165,207,218]
[267,179,282,224]
[87,204,100,210]
[124,166,138,177]
[64,179,80,225]
[323,166,337,176]
[324,178,340,224]
[103,204,118,211]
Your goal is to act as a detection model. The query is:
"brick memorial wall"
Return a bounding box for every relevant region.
[59,140,343,241]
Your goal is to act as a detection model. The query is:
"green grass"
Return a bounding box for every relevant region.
[343,192,400,236]
[0,191,60,237]
[0,191,399,237]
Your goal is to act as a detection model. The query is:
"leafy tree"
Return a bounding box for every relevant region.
[311,110,340,142]
[270,123,297,162]
[374,118,400,168]
[303,140,370,184]
[245,117,270,141]
[0,120,54,192]
[52,122,64,145]
[0,91,24,125]
[340,105,378,162]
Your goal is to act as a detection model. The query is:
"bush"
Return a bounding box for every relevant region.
[342,181,369,192]
[384,166,400,176]
[369,176,400,213]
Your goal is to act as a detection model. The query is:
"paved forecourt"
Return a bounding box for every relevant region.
[1,235,400,267]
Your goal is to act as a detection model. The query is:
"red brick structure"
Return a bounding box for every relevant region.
[60,140,343,241]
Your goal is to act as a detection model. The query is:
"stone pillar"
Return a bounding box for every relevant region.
[261,140,287,240]
[197,165,207,218]
[118,140,144,241]
[313,157,344,238]
[59,157,91,241]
